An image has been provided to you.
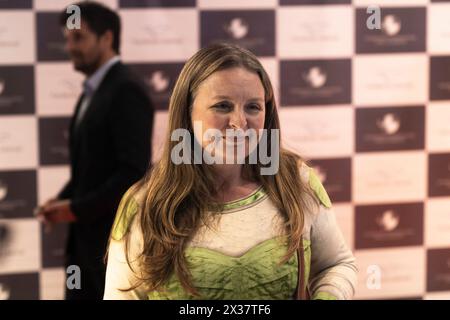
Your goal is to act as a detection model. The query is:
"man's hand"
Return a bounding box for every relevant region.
[36,199,77,231]
[35,198,58,232]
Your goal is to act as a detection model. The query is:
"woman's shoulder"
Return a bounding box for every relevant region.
[297,160,332,210]
[295,160,334,236]
[110,183,146,241]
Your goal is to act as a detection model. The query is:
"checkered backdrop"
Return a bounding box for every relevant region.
[0,0,450,300]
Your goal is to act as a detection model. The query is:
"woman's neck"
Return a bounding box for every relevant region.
[213,164,245,191]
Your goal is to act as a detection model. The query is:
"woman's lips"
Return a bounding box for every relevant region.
[223,136,247,145]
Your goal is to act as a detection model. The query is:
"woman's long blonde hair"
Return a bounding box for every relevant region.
[120,43,317,296]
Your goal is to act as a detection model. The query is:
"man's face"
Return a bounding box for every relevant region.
[62,20,104,75]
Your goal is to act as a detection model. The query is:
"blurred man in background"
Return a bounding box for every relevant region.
[36,1,154,300]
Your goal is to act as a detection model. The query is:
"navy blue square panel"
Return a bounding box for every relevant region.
[119,0,196,7]
[0,273,39,300]
[280,59,351,106]
[355,203,424,250]
[0,0,32,9]
[0,170,37,219]
[356,106,425,152]
[427,248,450,292]
[428,153,450,197]
[201,10,275,57]
[308,158,352,203]
[37,12,69,62]
[41,223,68,268]
[128,63,184,111]
[38,117,71,166]
[430,56,450,101]
[356,7,426,54]
[0,66,35,115]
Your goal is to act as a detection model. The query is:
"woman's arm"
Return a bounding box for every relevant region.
[305,166,358,300]
[104,193,147,300]
[104,233,146,299]
[308,204,358,300]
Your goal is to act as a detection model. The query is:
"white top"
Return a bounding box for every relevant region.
[104,163,358,300]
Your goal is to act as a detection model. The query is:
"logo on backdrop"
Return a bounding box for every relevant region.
[224,18,249,39]
[382,15,402,36]
[148,71,170,93]
[0,80,5,95]
[366,265,382,290]
[356,107,424,152]
[280,60,351,106]
[201,10,275,56]
[357,7,426,53]
[355,203,423,250]
[0,131,9,143]
[0,180,7,201]
[0,274,39,299]
[313,166,327,184]
[129,63,183,111]
[310,159,351,203]
[376,210,400,232]
[61,79,79,94]
[303,67,327,89]
[377,113,401,135]
[0,66,34,114]
[143,23,171,40]
[0,171,37,219]
[0,283,10,300]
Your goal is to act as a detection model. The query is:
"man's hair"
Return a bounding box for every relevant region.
[59,1,121,54]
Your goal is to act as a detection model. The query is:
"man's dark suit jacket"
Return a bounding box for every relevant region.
[58,62,154,299]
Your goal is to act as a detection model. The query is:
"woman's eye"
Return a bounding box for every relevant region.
[247,104,261,112]
[213,103,231,110]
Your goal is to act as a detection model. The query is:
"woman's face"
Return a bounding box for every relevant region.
[190,67,266,164]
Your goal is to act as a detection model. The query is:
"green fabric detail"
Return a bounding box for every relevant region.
[312,292,338,300]
[147,236,312,300]
[111,194,139,241]
[308,167,332,209]
[221,186,266,211]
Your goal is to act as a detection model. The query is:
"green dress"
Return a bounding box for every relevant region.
[110,167,337,300]
[148,235,311,300]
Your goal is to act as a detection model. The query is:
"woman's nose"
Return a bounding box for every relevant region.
[228,109,247,129]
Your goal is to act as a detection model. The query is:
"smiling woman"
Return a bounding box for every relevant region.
[192,66,263,164]
[103,42,357,300]
[169,124,280,173]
